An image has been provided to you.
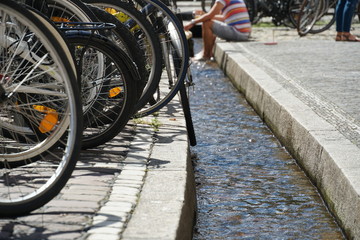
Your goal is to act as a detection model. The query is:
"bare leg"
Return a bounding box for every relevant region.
[202,20,216,58]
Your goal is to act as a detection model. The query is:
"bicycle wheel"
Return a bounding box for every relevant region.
[308,0,336,34]
[83,0,163,113]
[66,32,139,149]
[45,0,146,96]
[287,0,302,28]
[131,0,189,117]
[27,0,147,112]
[297,0,321,36]
[86,5,148,97]
[0,0,83,216]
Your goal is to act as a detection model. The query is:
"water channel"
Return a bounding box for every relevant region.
[189,39,345,239]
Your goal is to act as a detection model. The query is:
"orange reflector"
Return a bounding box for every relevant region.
[109,87,122,98]
[51,16,70,22]
[105,8,117,15]
[33,105,59,133]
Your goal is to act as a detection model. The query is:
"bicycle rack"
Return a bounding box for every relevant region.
[55,22,116,31]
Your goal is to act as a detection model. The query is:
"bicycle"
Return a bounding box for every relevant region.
[84,0,187,114]
[297,0,360,36]
[0,0,83,216]
[0,0,195,217]
[252,0,302,27]
[31,0,197,146]
[63,26,140,149]
[84,0,197,146]
[307,0,337,34]
[84,0,164,114]
[25,0,145,149]
[31,0,196,143]
[297,0,322,35]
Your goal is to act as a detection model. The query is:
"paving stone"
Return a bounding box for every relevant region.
[46,200,100,209]
[87,233,120,240]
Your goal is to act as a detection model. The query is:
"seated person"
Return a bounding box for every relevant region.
[184,0,251,61]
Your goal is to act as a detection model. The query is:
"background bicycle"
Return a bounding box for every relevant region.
[199,0,301,27]
[0,0,83,216]
[251,0,302,27]
[297,0,360,36]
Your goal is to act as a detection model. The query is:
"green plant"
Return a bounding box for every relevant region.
[133,117,162,131]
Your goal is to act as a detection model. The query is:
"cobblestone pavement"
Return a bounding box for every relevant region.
[250,20,360,42]
[234,24,360,147]
[0,92,193,240]
[0,123,153,240]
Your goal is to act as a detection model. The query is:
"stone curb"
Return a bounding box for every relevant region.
[86,126,152,240]
[121,99,196,240]
[80,95,196,240]
[214,41,360,239]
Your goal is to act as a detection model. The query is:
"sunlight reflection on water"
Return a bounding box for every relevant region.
[190,40,344,239]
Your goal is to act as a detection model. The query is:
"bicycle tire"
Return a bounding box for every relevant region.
[0,4,69,144]
[132,0,189,117]
[66,32,139,149]
[0,0,83,216]
[27,0,148,114]
[83,0,163,113]
[308,0,336,34]
[26,0,97,22]
[86,5,148,97]
[297,0,321,36]
[287,0,302,28]
[25,1,115,123]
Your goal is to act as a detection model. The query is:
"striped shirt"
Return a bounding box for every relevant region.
[216,0,251,33]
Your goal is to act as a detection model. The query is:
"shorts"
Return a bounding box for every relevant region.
[212,20,250,41]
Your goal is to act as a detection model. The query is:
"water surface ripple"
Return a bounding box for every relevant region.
[190,58,345,239]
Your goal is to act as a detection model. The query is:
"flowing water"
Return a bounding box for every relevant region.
[189,40,345,239]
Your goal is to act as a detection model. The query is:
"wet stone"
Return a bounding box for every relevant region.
[190,39,345,239]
